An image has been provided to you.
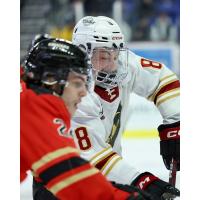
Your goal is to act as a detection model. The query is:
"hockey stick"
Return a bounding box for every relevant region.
[169,158,177,186]
[167,158,177,200]
[162,158,178,200]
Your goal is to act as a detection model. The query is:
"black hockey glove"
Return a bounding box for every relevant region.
[131,172,180,200]
[33,178,57,200]
[158,121,180,171]
[111,182,153,200]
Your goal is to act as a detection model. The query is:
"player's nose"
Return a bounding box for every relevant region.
[79,86,87,97]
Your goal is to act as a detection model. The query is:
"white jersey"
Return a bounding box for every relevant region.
[71,50,180,185]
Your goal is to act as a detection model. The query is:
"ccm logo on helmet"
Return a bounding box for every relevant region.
[167,130,180,138]
[112,36,123,40]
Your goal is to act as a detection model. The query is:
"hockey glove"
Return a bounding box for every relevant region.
[33,178,57,200]
[111,182,153,200]
[158,121,180,171]
[131,172,180,200]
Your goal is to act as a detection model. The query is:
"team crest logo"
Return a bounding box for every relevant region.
[83,17,95,26]
[94,85,119,103]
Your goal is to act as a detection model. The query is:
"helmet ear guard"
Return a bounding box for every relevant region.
[24,38,91,95]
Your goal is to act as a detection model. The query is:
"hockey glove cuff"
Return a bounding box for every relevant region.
[111,182,152,200]
[158,121,180,171]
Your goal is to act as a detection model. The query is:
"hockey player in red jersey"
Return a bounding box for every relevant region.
[21,38,153,200]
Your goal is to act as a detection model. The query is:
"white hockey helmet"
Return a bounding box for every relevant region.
[72,16,128,88]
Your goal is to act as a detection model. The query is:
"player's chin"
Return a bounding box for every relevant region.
[67,105,76,117]
[72,103,78,114]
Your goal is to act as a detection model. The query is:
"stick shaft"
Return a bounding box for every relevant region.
[169,158,177,186]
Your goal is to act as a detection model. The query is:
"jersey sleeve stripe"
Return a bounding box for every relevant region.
[154,80,180,104]
[155,88,180,104]
[39,157,88,185]
[99,153,118,172]
[156,88,179,100]
[148,79,179,102]
[156,93,180,107]
[104,157,122,176]
[32,147,79,172]
[160,74,176,82]
[90,147,113,165]
[89,146,112,161]
[94,152,117,170]
[91,150,114,166]
[48,167,99,195]
[102,156,122,176]
[148,76,178,101]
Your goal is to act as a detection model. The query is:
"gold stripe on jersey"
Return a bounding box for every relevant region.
[103,156,122,176]
[90,146,112,162]
[91,151,114,167]
[100,154,120,173]
[49,167,99,195]
[148,78,178,102]
[156,88,179,100]
[32,147,79,173]
[155,88,180,104]
[148,73,177,101]
[160,74,175,82]
[156,93,180,107]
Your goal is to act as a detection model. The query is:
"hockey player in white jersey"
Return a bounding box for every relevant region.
[71,16,180,199]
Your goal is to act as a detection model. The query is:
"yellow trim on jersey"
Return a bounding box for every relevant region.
[160,74,175,82]
[149,78,178,101]
[156,88,179,101]
[49,168,99,195]
[123,129,159,138]
[32,147,79,172]
[91,151,114,166]
[156,92,180,107]
[90,146,111,162]
[104,157,122,176]
[100,154,118,173]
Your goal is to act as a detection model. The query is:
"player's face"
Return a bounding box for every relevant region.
[61,72,87,116]
[91,48,119,73]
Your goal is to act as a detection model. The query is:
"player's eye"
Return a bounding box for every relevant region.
[71,80,87,89]
[100,56,110,61]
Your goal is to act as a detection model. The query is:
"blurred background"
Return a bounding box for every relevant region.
[20,0,180,75]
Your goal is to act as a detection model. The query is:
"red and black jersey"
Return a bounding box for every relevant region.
[20,82,130,200]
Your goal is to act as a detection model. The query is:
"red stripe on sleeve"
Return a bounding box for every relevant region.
[95,152,116,170]
[154,80,180,104]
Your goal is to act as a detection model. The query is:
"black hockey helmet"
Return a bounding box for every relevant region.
[21,34,52,67]
[28,33,51,51]
[32,33,51,46]
[24,38,91,94]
